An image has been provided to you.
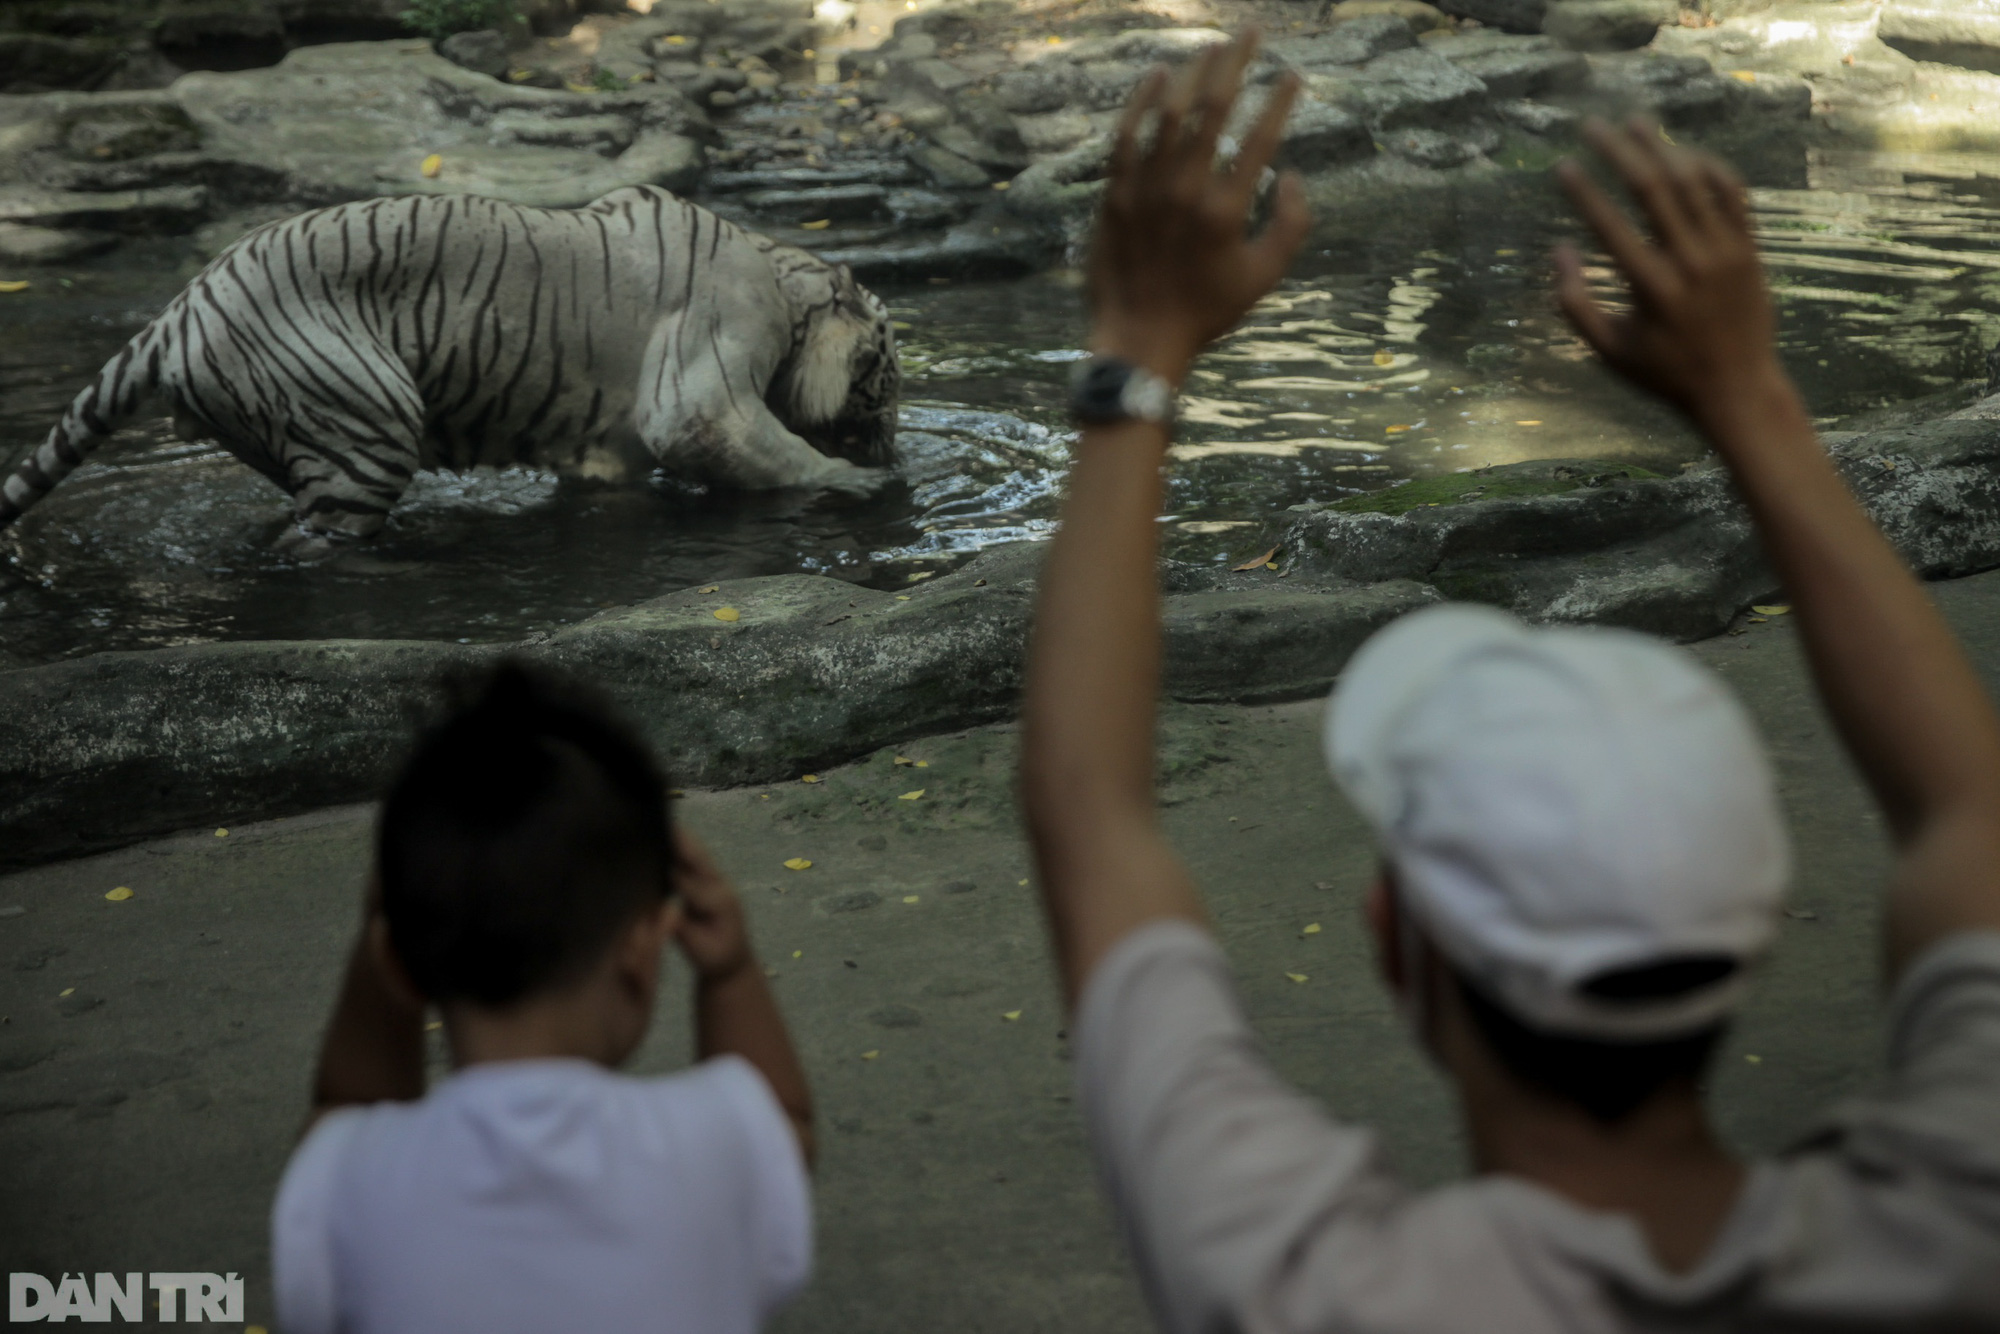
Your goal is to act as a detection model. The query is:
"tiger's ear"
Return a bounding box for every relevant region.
[790,300,870,424]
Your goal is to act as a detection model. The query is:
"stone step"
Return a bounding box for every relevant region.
[706,160,922,192]
[739,182,892,222]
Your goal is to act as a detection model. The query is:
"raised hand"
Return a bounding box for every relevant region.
[1088,31,1312,385]
[669,825,753,983]
[1554,118,1777,426]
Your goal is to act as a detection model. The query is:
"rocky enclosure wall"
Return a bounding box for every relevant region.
[7,399,2000,871]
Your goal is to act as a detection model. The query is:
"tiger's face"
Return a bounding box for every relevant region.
[775,260,900,469]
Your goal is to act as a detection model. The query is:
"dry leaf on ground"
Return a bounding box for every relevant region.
[783,857,813,871]
[1231,547,1279,572]
[104,887,133,902]
[713,607,740,622]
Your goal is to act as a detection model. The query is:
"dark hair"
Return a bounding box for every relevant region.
[1454,958,1733,1125]
[377,662,673,1008]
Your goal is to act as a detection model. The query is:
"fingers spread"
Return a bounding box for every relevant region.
[1556,157,1677,306]
[1109,65,1168,204]
[1185,31,1262,176]
[1582,118,1700,259]
[1226,71,1299,207]
[1249,170,1312,290]
[1551,240,1618,358]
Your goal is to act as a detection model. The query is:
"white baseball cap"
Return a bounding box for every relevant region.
[1325,604,1790,1041]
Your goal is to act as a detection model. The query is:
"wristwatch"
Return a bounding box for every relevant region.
[1069,356,1176,427]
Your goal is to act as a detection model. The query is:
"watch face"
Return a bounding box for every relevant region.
[1072,359,1133,421]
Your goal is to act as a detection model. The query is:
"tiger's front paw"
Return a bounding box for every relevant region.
[815,462,895,499]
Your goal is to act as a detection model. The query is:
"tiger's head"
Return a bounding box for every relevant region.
[770,255,901,469]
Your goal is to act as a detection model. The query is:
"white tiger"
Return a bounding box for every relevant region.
[0,186,901,543]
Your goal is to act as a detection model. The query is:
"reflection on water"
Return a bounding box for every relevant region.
[4,144,1999,665]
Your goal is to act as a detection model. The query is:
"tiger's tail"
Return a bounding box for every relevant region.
[0,319,171,532]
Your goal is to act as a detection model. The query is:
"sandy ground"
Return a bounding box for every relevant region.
[9,571,2000,1330]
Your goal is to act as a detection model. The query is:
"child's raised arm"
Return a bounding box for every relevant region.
[1556,119,2000,975]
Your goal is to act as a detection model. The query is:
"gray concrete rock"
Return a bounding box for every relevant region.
[1879,0,2000,69]
[1280,407,2000,641]
[166,42,711,208]
[1378,124,1492,165]
[1584,50,1738,125]
[1327,0,1454,33]
[0,184,209,233]
[1427,33,1589,96]
[1543,0,1679,51]
[0,542,1429,868]
[1312,47,1491,130]
[741,183,891,223]
[908,142,991,188]
[1270,17,1419,69]
[0,222,119,264]
[437,29,510,80]
[814,216,1043,281]
[1495,96,1581,132]
[1432,0,1552,33]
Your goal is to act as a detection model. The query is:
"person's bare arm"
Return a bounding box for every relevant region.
[305,888,425,1134]
[672,826,815,1166]
[1556,120,2000,976]
[1021,35,1311,1004]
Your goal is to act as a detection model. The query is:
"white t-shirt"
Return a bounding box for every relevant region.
[271,1054,811,1334]
[1077,921,2000,1333]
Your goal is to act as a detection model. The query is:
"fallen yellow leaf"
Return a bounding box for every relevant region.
[508,68,533,81]
[1002,1010,1022,1021]
[1301,922,1321,935]
[801,219,832,230]
[564,80,600,94]
[861,1049,880,1060]
[899,789,925,800]
[424,1019,442,1031]
[60,987,75,997]
[0,280,29,293]
[420,153,443,178]
[1516,419,1543,426]
[1231,546,1279,572]
[1752,604,1791,616]
[895,594,911,601]
[894,755,914,765]
[992,180,1011,190]
[792,949,802,958]
[902,894,920,904]
[699,584,719,593]
[801,774,820,783]
[1747,616,1767,624]
[105,887,133,902]
[1285,972,1309,984]
[1046,33,1061,43]
[784,857,813,870]
[1495,248,1518,256]
[1264,561,1278,571]
[1018,878,1029,886]
[1372,349,1395,366]
[1745,1053,1762,1064]
[713,607,740,622]
[214,828,228,838]
[1730,69,1757,81]
[665,33,689,43]
[1385,423,1411,433]
[914,760,928,768]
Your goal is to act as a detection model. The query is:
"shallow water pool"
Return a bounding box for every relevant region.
[4,143,1998,666]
